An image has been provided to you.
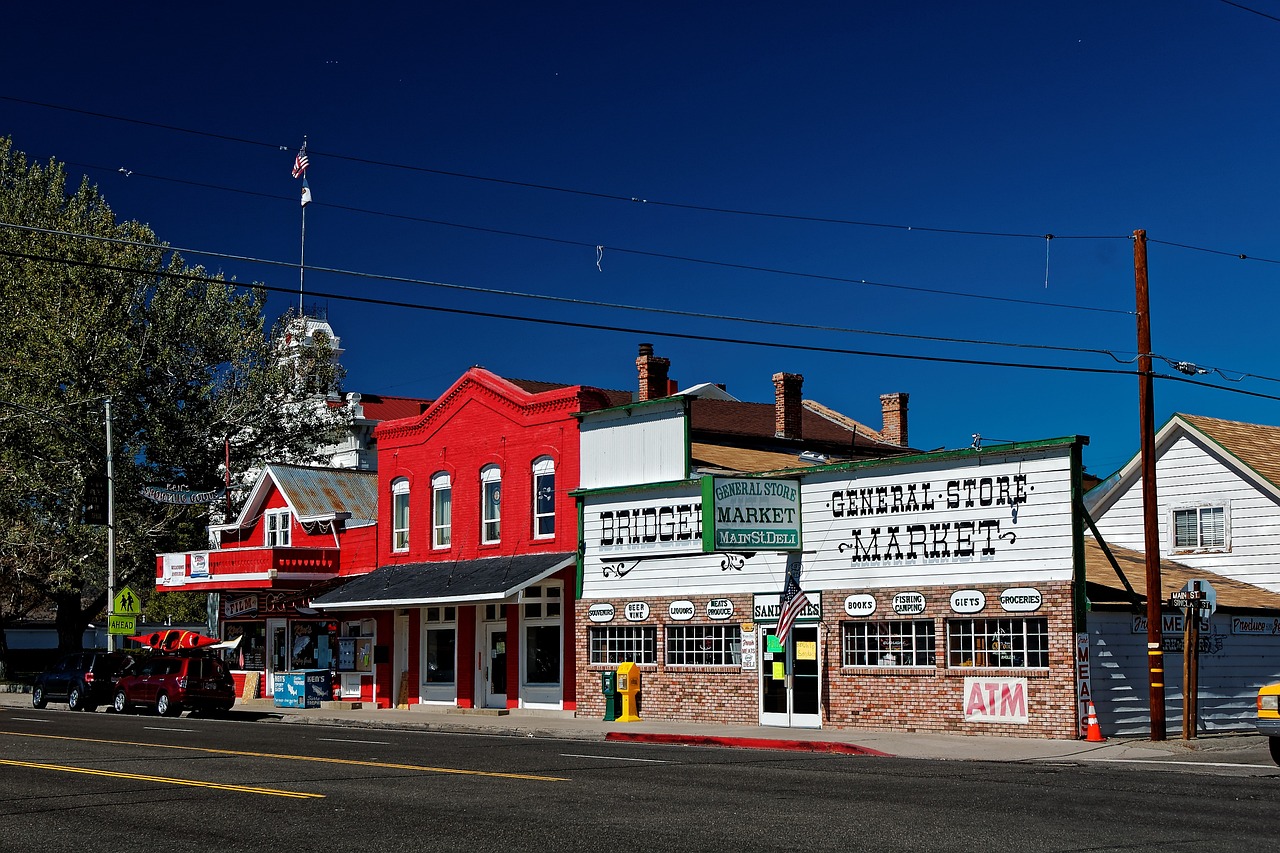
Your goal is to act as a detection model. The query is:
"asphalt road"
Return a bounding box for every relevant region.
[1,707,1277,852]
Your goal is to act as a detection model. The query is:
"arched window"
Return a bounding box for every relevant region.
[480,464,501,544]
[532,456,555,539]
[391,478,410,552]
[431,471,452,549]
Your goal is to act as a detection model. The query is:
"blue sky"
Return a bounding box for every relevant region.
[5,2,1280,477]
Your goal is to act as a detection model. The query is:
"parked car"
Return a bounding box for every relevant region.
[1257,681,1280,764]
[112,654,235,717]
[32,651,134,712]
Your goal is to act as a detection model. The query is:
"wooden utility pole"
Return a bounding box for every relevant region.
[1135,229,1166,741]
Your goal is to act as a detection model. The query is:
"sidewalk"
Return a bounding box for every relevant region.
[1,686,1265,763]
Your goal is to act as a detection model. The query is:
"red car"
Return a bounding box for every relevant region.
[112,654,235,717]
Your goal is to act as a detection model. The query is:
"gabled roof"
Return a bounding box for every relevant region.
[229,464,378,530]
[1085,536,1280,612]
[1086,413,1280,513]
[354,393,433,422]
[688,398,907,453]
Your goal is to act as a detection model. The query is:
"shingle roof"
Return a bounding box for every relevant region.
[312,552,576,609]
[505,378,632,408]
[1085,536,1280,611]
[355,393,433,421]
[688,398,904,452]
[1179,414,1280,492]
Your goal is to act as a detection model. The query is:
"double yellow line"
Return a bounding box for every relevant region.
[0,729,568,799]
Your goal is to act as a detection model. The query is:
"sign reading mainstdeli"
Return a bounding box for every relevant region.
[702,477,802,552]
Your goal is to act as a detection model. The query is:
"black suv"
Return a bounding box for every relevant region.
[32,651,134,712]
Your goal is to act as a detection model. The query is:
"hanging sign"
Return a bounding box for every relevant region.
[140,484,227,505]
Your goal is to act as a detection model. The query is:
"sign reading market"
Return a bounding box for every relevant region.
[702,476,802,552]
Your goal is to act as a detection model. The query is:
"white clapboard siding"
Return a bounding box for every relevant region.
[1089,611,1280,736]
[579,399,687,490]
[1092,434,1280,591]
[582,443,1079,599]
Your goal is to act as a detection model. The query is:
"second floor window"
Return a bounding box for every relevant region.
[391,478,410,552]
[1172,505,1227,552]
[480,464,501,544]
[432,471,451,549]
[532,456,555,539]
[265,509,291,547]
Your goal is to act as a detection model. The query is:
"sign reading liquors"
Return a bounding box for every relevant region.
[668,600,695,621]
[702,477,802,552]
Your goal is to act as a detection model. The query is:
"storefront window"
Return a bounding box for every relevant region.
[589,626,656,665]
[289,620,338,670]
[946,617,1049,668]
[843,620,936,667]
[224,622,266,671]
[665,625,741,666]
[525,625,560,684]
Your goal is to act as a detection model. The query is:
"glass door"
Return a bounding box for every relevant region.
[483,624,507,709]
[266,618,288,697]
[759,625,821,728]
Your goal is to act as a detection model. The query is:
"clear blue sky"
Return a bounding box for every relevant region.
[5,2,1279,477]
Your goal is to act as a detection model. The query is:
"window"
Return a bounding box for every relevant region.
[1172,505,1227,552]
[666,625,742,666]
[522,582,561,685]
[265,509,291,547]
[424,607,456,684]
[589,626,657,665]
[480,465,501,543]
[391,478,410,552]
[843,620,936,667]
[532,456,555,538]
[947,618,1049,669]
[431,472,451,549]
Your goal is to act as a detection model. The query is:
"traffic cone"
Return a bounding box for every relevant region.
[1085,700,1106,742]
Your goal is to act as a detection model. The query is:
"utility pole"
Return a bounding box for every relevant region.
[1135,229,1166,741]
[105,397,116,653]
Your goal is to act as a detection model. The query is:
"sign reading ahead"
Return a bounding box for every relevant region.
[108,614,136,635]
[702,477,802,552]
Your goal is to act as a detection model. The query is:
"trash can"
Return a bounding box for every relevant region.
[601,671,619,722]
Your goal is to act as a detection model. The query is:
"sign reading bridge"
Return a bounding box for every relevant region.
[702,476,802,552]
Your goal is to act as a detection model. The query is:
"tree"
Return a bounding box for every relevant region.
[0,137,346,660]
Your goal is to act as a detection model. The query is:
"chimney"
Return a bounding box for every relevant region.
[880,392,909,446]
[636,343,671,402]
[773,372,803,439]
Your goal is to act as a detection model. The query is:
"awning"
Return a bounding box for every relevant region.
[310,552,577,611]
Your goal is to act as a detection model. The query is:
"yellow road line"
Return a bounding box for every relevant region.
[0,758,324,799]
[0,730,567,782]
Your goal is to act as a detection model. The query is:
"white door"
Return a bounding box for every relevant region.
[759,625,822,728]
[482,623,508,709]
[266,618,288,695]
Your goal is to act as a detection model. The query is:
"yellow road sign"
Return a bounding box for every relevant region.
[108,615,136,635]
[112,586,141,616]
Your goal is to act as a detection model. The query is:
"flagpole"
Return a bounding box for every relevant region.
[299,201,306,316]
[293,136,310,317]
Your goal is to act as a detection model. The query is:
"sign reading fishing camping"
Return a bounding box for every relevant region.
[701,476,802,552]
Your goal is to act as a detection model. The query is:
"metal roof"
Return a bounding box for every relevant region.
[267,464,378,525]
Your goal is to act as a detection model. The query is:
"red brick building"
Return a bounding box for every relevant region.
[312,368,628,710]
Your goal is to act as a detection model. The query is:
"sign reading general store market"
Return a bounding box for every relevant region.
[701,476,802,552]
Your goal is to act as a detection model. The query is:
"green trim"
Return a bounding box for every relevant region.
[575,500,585,598]
[571,478,702,499]
[700,476,714,552]
[758,435,1088,478]
[1182,416,1280,496]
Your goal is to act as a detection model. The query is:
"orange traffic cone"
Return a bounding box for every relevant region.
[1085,700,1105,742]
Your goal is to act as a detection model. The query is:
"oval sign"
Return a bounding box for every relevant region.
[950,589,986,614]
[624,601,651,621]
[999,588,1042,612]
[891,591,926,616]
[844,594,876,618]
[668,600,696,621]
[707,598,735,620]
[588,603,615,623]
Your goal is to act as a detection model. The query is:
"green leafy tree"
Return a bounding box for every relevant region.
[0,137,346,663]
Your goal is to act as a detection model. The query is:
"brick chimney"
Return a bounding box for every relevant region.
[880,392,909,446]
[773,372,803,439]
[636,343,671,402]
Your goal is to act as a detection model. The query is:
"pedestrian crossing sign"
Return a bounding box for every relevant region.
[113,586,141,616]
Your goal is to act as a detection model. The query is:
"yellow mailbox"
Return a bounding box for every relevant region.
[615,661,641,722]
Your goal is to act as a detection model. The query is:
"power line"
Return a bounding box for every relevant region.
[1218,0,1280,24]
[1147,236,1280,265]
[0,244,1143,379]
[59,160,1137,317]
[3,95,1130,241]
[0,220,1137,362]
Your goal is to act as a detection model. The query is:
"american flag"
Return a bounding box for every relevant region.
[774,558,807,645]
[292,144,309,179]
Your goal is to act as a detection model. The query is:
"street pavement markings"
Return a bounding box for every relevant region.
[1074,757,1278,771]
[0,758,324,799]
[318,737,392,745]
[145,726,197,733]
[560,753,670,763]
[0,730,568,782]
